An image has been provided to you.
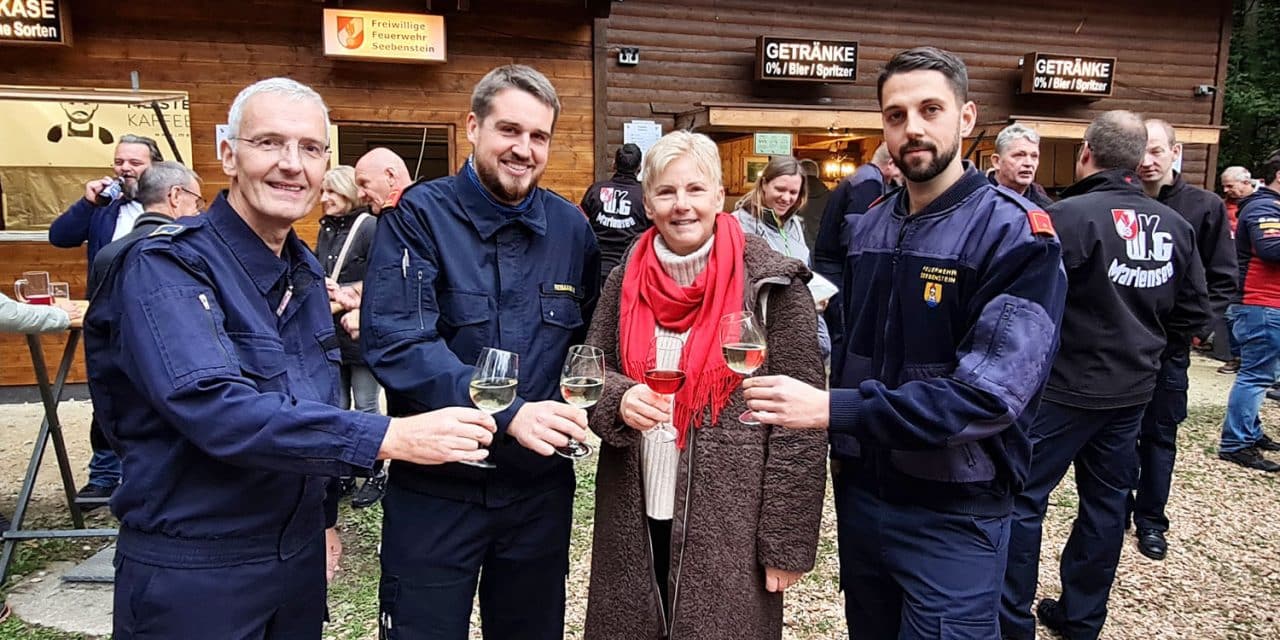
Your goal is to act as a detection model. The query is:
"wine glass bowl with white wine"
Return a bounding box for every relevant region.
[557,345,604,460]
[466,347,519,469]
[719,311,767,425]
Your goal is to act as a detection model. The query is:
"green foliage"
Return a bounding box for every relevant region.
[1222,0,1280,171]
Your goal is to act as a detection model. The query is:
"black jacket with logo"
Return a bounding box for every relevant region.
[581,172,648,280]
[1156,173,1237,318]
[1044,169,1210,409]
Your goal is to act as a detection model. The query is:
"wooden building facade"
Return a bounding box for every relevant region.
[0,0,603,386]
[0,0,1235,386]
[597,0,1232,197]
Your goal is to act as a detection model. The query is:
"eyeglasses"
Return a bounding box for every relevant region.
[176,186,207,210]
[231,136,330,161]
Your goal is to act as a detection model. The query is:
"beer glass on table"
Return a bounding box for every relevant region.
[14,271,52,305]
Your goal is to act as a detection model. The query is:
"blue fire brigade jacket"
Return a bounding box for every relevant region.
[830,167,1067,516]
[84,193,390,567]
[361,165,600,507]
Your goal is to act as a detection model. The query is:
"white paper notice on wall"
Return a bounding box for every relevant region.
[623,120,662,157]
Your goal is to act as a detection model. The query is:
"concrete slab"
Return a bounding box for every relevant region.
[7,560,112,638]
[62,543,115,584]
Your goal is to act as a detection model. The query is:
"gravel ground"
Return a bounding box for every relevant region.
[1,353,1277,639]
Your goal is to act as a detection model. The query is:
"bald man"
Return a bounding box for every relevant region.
[355,147,412,210]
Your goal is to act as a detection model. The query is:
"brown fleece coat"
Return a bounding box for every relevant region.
[582,234,829,640]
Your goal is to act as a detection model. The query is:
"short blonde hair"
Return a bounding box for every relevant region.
[642,131,723,197]
[322,165,360,211]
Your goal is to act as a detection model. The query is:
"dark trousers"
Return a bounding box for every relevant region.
[648,517,672,623]
[378,482,572,640]
[88,414,122,487]
[112,534,326,639]
[1132,353,1190,532]
[835,478,1009,640]
[1001,401,1144,640]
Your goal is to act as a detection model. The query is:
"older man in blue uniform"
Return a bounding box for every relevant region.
[361,65,600,639]
[744,47,1067,639]
[84,78,497,640]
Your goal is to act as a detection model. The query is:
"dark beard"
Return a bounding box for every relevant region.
[896,137,959,183]
[475,156,536,205]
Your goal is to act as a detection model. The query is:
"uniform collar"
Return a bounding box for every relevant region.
[206,191,316,295]
[1060,168,1144,199]
[894,165,988,217]
[456,160,548,240]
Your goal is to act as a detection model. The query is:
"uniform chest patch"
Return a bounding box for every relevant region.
[919,266,957,309]
[924,282,943,307]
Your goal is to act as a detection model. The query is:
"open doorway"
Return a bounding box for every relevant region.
[336,123,453,182]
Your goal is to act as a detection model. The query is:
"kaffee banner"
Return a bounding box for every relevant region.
[0,96,192,167]
[0,94,192,231]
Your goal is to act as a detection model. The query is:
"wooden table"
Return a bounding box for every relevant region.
[0,301,117,586]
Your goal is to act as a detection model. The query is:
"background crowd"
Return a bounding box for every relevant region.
[1,45,1277,640]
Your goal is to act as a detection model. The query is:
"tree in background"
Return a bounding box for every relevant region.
[1222,0,1280,173]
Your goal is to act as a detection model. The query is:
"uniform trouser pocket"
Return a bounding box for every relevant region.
[940,617,999,639]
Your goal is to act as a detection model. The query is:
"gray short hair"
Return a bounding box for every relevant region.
[226,78,330,146]
[1221,166,1251,182]
[995,124,1041,155]
[1084,110,1147,171]
[119,134,163,162]
[471,65,561,129]
[136,161,200,208]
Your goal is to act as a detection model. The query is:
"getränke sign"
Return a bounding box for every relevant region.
[756,36,858,84]
[1021,52,1116,98]
[0,0,68,45]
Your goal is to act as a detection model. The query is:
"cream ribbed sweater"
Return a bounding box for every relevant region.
[642,234,713,520]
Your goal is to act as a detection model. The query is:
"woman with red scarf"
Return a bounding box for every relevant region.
[581,131,828,640]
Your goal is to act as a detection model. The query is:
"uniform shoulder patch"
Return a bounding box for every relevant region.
[149,224,187,237]
[990,185,1056,238]
[1026,209,1056,237]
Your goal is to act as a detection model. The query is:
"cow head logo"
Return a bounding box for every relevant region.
[336,16,364,49]
[1112,209,1139,241]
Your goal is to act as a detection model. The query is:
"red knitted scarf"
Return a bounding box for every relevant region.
[618,214,745,448]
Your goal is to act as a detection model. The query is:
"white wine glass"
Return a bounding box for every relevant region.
[719,311,767,425]
[557,345,604,460]
[643,335,686,443]
[466,347,519,469]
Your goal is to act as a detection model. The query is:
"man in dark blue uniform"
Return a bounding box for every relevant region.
[84,78,497,640]
[1000,111,1210,640]
[812,142,901,359]
[743,47,1067,639]
[361,65,600,639]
